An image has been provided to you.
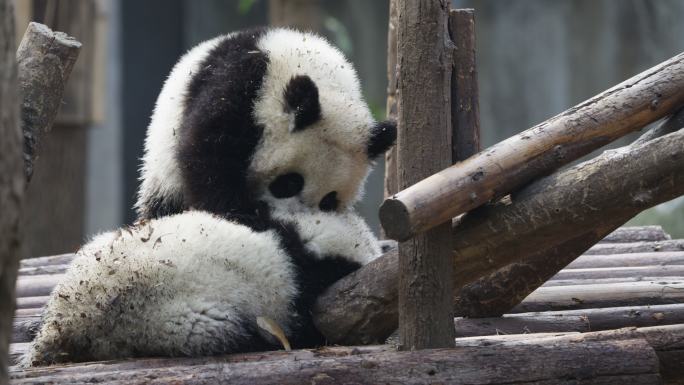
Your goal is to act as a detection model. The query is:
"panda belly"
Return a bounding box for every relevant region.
[22,211,304,366]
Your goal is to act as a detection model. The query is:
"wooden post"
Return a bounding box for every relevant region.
[396,0,454,350]
[0,0,24,382]
[383,0,399,199]
[449,9,480,161]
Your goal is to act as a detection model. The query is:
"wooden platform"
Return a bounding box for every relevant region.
[8,226,684,384]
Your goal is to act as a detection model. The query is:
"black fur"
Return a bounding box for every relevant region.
[140,193,185,220]
[284,75,322,131]
[269,173,304,198]
[367,120,397,159]
[177,28,268,218]
[318,191,338,212]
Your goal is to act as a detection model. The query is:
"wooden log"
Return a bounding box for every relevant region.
[454,304,684,337]
[395,0,454,350]
[544,277,684,287]
[383,0,398,199]
[19,253,74,268]
[551,265,684,281]
[12,316,40,343]
[18,264,69,277]
[16,22,81,180]
[15,296,49,310]
[452,128,684,300]
[8,339,661,384]
[600,226,672,243]
[380,52,684,241]
[512,281,684,313]
[449,8,481,163]
[567,252,684,269]
[15,274,60,298]
[456,324,683,383]
[13,309,42,317]
[0,0,24,382]
[586,240,684,255]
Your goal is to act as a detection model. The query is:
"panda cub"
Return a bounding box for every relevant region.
[22,28,396,366]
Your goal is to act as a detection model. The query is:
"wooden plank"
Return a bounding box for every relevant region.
[380,51,684,241]
[567,252,684,269]
[585,240,684,255]
[19,253,75,268]
[395,0,454,350]
[553,266,684,280]
[9,339,661,384]
[512,281,684,313]
[454,304,684,337]
[600,226,672,243]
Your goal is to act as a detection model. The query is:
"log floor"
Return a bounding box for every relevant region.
[9,225,684,384]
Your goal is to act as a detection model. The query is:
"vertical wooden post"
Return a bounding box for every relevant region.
[0,0,24,381]
[449,9,481,160]
[383,0,399,199]
[396,0,454,350]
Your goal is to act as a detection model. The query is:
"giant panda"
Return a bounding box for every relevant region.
[22,28,396,366]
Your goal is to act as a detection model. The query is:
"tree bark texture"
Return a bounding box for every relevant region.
[395,0,455,350]
[9,338,662,384]
[16,22,81,180]
[383,0,398,200]
[600,225,672,243]
[451,127,684,317]
[380,51,684,241]
[454,304,684,337]
[449,9,480,162]
[0,0,24,382]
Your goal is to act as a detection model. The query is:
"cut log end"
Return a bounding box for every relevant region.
[23,22,82,49]
[378,197,412,241]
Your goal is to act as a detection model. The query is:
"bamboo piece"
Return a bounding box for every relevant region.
[395,0,455,350]
[380,52,684,241]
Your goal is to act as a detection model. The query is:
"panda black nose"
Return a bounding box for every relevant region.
[269,173,304,198]
[319,191,338,212]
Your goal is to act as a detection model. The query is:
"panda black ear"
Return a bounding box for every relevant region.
[284,75,321,132]
[367,120,397,160]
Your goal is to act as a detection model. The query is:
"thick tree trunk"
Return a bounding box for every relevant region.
[454,304,684,337]
[16,22,81,180]
[9,338,662,384]
[395,0,454,350]
[0,0,24,382]
[380,51,684,241]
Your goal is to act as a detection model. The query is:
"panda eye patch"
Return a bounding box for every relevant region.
[269,173,304,198]
[319,191,338,212]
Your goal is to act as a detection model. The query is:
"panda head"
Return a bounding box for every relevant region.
[136,28,396,219]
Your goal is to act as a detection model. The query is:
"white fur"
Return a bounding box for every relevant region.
[23,209,381,366]
[250,29,376,211]
[136,28,377,218]
[134,36,228,216]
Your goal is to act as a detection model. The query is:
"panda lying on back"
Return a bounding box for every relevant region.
[22,28,396,366]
